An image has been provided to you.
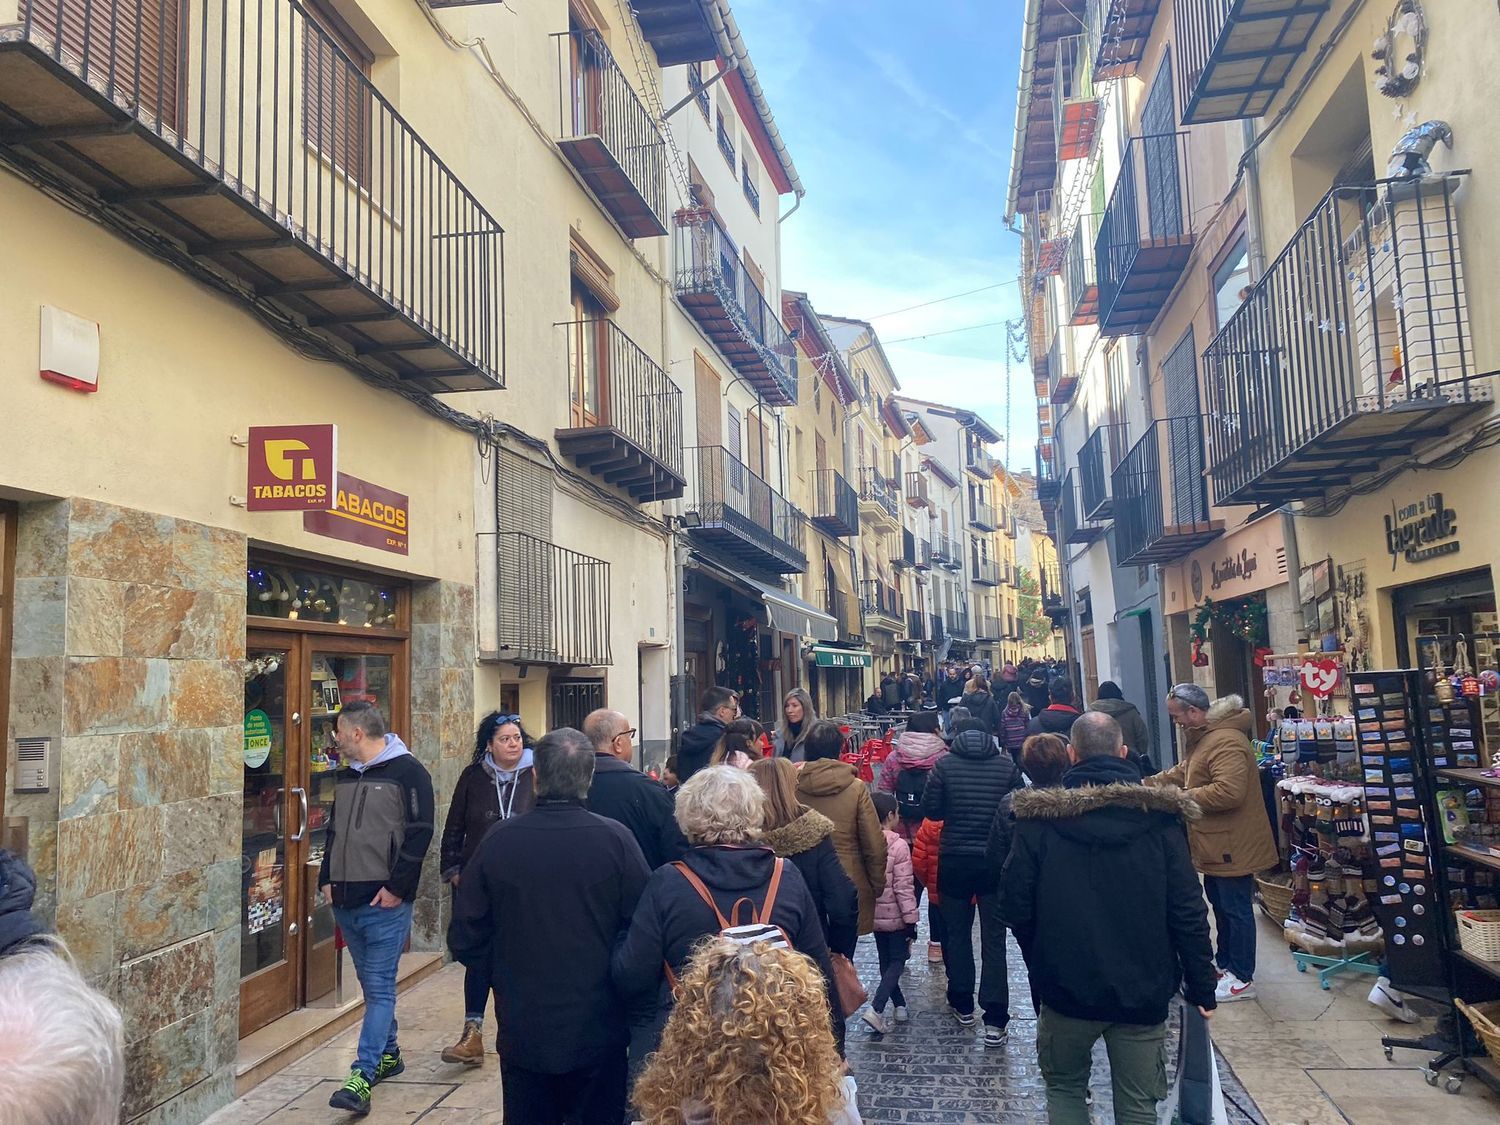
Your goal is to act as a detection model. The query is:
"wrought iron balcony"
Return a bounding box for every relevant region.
[1068,212,1102,326]
[907,609,928,641]
[973,557,1001,587]
[892,527,918,570]
[998,558,1015,585]
[557,321,685,502]
[1087,0,1163,79]
[1036,442,1061,503]
[944,608,971,640]
[916,538,933,571]
[495,533,611,666]
[904,470,931,509]
[930,612,946,643]
[631,0,718,66]
[0,0,505,394]
[858,467,902,530]
[818,588,862,642]
[1079,424,1123,520]
[1059,471,1107,547]
[1202,175,1492,507]
[969,497,998,532]
[1048,332,1078,406]
[554,31,668,239]
[684,445,807,576]
[1112,416,1223,565]
[934,533,962,571]
[1054,33,1100,162]
[966,449,1001,480]
[860,579,904,628]
[975,613,1002,642]
[1005,511,1019,539]
[1176,0,1330,124]
[1097,132,1194,336]
[809,469,859,538]
[675,209,796,405]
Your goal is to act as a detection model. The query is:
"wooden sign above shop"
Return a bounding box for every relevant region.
[304,473,409,555]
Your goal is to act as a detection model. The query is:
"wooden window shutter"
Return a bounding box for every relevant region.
[694,355,721,449]
[570,230,620,311]
[26,0,182,128]
[495,449,553,541]
[303,0,373,186]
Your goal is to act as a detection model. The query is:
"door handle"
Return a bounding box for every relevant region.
[289,787,309,842]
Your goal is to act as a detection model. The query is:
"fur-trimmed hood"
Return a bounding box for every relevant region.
[760,807,835,857]
[1206,694,1251,730]
[1012,781,1202,823]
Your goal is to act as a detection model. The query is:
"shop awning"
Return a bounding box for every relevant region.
[810,645,872,668]
[744,577,838,643]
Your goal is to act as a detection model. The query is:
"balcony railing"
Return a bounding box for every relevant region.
[1087,0,1162,79]
[496,533,611,666]
[1068,212,1102,326]
[1041,563,1065,609]
[1036,442,1061,502]
[904,470,931,509]
[966,450,1001,479]
[1176,0,1330,125]
[945,608,971,639]
[3,0,505,394]
[684,445,807,576]
[1048,331,1078,406]
[1059,470,1107,547]
[1112,417,1223,565]
[973,557,1001,586]
[809,469,859,538]
[858,466,901,525]
[907,609,928,641]
[1053,33,1099,161]
[1079,424,1123,520]
[555,31,668,239]
[893,527,918,570]
[1203,175,1492,507]
[557,321,685,502]
[930,612,946,643]
[998,558,1015,585]
[916,538,933,571]
[933,533,961,570]
[1097,132,1194,336]
[860,579,903,625]
[969,497,998,532]
[675,209,796,405]
[976,613,1002,641]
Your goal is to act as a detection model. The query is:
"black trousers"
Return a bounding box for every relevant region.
[938,889,1010,1028]
[501,1052,628,1125]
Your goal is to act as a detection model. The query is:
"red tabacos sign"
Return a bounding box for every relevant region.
[304,473,409,555]
[246,425,338,511]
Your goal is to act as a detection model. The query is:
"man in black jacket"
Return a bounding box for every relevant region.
[318,701,434,1116]
[583,709,687,869]
[1027,676,1084,738]
[675,687,739,783]
[921,726,1021,1046]
[450,727,650,1125]
[1000,712,1217,1124]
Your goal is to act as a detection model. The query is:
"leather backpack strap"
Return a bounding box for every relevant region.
[757,858,785,923]
[671,862,731,930]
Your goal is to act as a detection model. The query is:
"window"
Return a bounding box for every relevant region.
[741,152,761,216]
[716,96,736,169]
[568,282,608,428]
[1212,234,1251,331]
[689,62,710,122]
[303,0,374,185]
[727,407,743,490]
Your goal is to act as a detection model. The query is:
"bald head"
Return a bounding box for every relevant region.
[583,709,633,760]
[1068,711,1126,762]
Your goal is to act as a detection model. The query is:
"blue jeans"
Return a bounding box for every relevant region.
[334,901,413,1078]
[1204,874,1256,983]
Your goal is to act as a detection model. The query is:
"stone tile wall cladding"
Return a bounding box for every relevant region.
[4,497,476,1124]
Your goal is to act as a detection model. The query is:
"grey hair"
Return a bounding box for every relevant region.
[1070,711,1124,760]
[1167,683,1211,712]
[0,935,124,1124]
[337,699,387,738]
[533,728,596,799]
[674,765,765,845]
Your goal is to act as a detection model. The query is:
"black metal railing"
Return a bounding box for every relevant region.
[1058,470,1098,546]
[716,116,735,168]
[976,613,1001,640]
[1036,441,1060,500]
[893,526,917,569]
[496,533,611,666]
[12,0,506,388]
[859,466,901,521]
[1175,0,1329,124]
[907,609,927,640]
[1068,212,1101,324]
[561,320,683,479]
[685,445,807,573]
[674,209,795,402]
[998,558,1015,585]
[916,538,933,570]
[930,612,946,643]
[742,164,761,216]
[810,468,859,537]
[973,557,1001,586]
[1097,131,1193,332]
[970,497,997,531]
[945,607,971,639]
[554,30,668,234]
[1005,510,1019,539]
[1203,175,1485,506]
[1112,416,1215,565]
[860,579,903,623]
[1079,424,1122,520]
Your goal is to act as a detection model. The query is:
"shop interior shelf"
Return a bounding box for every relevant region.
[1456,948,1500,983]
[1446,843,1500,876]
[1436,767,1500,790]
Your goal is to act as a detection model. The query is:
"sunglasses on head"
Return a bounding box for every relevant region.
[493,713,522,726]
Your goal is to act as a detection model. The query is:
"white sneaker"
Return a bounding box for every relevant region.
[1215,973,1256,1003]
[1368,976,1420,1023]
[893,1005,909,1023]
[950,1006,975,1028]
[860,1008,889,1034]
[983,1025,1008,1048]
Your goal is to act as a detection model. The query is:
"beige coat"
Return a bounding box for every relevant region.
[796,759,887,933]
[1148,696,1278,878]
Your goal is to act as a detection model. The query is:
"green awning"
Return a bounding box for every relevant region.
[811,645,872,668]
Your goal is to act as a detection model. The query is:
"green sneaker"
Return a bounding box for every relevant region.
[328,1069,371,1115]
[373,1051,405,1084]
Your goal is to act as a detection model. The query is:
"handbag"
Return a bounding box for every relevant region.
[828,952,867,1015]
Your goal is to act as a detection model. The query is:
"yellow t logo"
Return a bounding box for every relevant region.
[265,439,315,481]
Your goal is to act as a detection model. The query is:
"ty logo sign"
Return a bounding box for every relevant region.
[1299,658,1342,700]
[246,425,338,511]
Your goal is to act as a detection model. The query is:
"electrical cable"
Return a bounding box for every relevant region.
[880,320,1015,346]
[868,281,1018,321]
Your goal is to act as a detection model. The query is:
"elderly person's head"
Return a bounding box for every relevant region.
[1068,712,1125,764]
[582,708,634,761]
[1165,683,1212,729]
[533,727,596,799]
[674,765,766,845]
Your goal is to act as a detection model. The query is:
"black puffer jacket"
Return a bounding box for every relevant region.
[677,715,726,783]
[959,689,1002,734]
[922,729,1021,896]
[761,807,860,959]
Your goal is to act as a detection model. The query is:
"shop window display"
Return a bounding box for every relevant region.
[247,563,401,629]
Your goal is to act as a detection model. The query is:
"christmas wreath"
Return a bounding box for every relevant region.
[1190,597,1269,648]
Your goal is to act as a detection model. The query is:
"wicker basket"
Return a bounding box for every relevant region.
[1256,872,1296,925]
[1456,997,1500,1060]
[1455,909,1500,962]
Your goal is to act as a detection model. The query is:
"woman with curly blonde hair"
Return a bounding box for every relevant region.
[633,938,861,1125]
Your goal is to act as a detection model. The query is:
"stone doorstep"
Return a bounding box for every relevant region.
[232,952,444,1096]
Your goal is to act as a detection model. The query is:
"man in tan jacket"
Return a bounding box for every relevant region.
[1149,685,1277,1002]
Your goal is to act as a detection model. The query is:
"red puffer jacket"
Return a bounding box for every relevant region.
[911,818,943,905]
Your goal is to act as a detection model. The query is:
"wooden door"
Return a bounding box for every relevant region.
[569,285,608,428]
[1080,625,1099,704]
[568,14,604,137]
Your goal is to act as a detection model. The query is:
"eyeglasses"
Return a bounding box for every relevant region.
[614,727,637,741]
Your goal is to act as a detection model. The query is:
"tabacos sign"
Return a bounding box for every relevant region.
[246,425,337,511]
[1384,492,1458,569]
[305,473,409,555]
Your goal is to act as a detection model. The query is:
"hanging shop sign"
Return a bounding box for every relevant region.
[1383,492,1458,569]
[1299,657,1343,700]
[304,473,409,555]
[810,645,873,669]
[246,424,338,511]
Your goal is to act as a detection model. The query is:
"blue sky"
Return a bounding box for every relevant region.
[732,0,1035,470]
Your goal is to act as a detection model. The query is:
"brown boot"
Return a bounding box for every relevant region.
[441,1019,484,1067]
